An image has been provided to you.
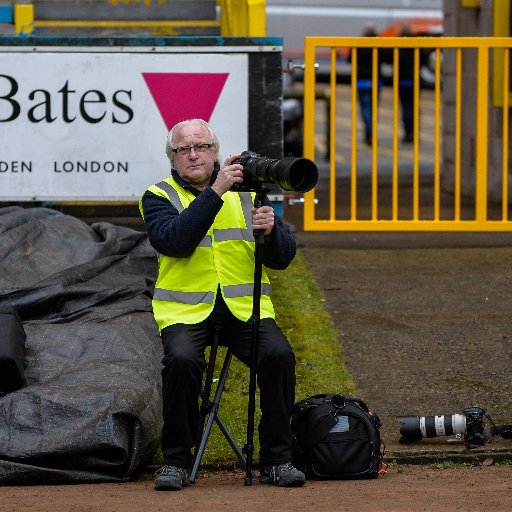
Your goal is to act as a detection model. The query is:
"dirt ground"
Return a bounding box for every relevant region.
[2,200,512,510]
[1,464,511,512]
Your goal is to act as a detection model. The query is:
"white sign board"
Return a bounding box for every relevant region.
[0,48,249,201]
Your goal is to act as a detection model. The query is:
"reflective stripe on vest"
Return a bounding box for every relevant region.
[153,283,270,304]
[223,283,271,298]
[153,288,215,305]
[156,180,184,212]
[215,228,253,242]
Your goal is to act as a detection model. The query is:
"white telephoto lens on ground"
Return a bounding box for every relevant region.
[419,414,466,438]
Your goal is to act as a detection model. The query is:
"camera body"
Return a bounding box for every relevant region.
[231,150,318,193]
[397,406,492,449]
[463,406,492,448]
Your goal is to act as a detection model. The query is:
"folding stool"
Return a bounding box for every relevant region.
[189,328,247,482]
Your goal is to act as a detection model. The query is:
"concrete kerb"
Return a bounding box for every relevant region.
[388,447,512,466]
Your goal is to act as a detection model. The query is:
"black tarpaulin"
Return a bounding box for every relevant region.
[0,206,162,484]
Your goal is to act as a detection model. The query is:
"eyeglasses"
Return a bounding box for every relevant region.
[172,143,214,156]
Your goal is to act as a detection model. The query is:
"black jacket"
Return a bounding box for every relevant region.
[140,168,296,270]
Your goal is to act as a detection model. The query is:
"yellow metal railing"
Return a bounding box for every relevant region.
[11,1,266,37]
[217,0,266,37]
[14,4,34,35]
[303,37,512,232]
[32,19,220,34]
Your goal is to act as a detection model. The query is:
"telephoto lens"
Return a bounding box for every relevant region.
[397,414,467,443]
[232,151,318,193]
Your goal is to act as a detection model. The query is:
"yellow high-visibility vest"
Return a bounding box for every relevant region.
[141,177,275,331]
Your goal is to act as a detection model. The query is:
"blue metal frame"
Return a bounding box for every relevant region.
[0,35,283,47]
[0,6,14,24]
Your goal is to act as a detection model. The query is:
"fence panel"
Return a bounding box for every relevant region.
[302,37,512,231]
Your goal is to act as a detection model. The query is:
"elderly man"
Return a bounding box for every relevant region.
[139,119,305,491]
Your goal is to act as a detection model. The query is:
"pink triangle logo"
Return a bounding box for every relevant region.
[142,73,229,130]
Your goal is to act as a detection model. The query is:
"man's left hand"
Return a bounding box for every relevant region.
[251,206,275,236]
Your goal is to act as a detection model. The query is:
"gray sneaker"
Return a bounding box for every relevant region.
[154,465,190,491]
[259,462,306,487]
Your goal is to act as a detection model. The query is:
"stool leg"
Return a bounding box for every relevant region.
[190,348,248,482]
[211,351,246,468]
[196,337,219,443]
[190,405,217,482]
[190,335,220,483]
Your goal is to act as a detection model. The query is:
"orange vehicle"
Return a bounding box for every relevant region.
[378,17,443,37]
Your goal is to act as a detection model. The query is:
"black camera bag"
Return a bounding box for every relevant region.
[0,307,27,394]
[291,393,384,479]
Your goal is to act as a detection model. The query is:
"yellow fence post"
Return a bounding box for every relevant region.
[503,48,510,221]
[475,46,489,226]
[217,0,266,37]
[303,36,317,231]
[14,4,34,35]
[246,0,266,36]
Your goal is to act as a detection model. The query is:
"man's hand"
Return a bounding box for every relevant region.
[251,205,275,236]
[211,154,244,196]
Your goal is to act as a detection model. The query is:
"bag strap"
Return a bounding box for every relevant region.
[303,393,370,412]
[472,409,512,442]
[335,395,370,414]
[491,424,512,440]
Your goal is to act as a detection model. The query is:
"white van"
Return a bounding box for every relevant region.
[266,0,443,84]
[266,0,443,58]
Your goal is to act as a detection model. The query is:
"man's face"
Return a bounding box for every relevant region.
[171,123,216,188]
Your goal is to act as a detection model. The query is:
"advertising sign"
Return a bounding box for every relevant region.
[0,48,249,200]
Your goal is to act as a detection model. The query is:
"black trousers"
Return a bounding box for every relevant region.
[159,296,296,471]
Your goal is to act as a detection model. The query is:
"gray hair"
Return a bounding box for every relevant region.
[165,119,221,167]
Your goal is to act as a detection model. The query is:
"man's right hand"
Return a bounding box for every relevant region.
[211,154,244,196]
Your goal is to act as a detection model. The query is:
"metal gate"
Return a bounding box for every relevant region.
[302,36,512,231]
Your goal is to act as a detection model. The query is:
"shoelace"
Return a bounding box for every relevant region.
[156,466,186,477]
[269,462,293,481]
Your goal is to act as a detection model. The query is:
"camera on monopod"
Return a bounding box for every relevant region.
[232,150,318,193]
